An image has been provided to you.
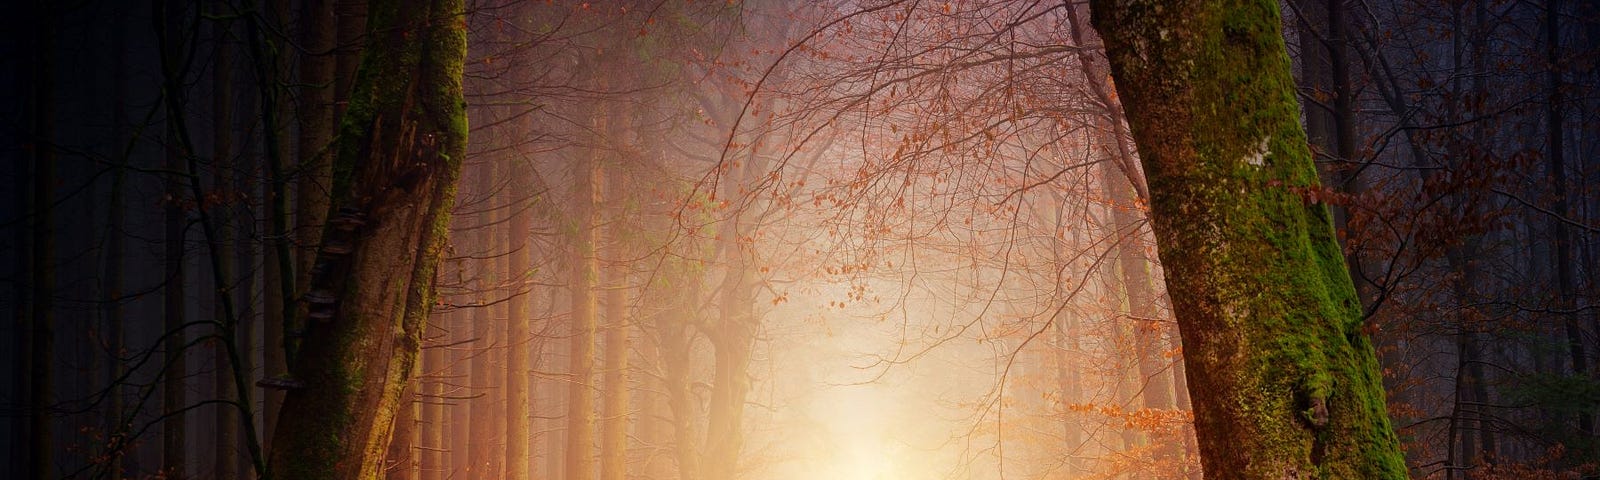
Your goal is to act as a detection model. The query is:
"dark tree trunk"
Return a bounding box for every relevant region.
[296,0,337,315]
[1089,0,1409,477]
[255,0,296,445]
[1546,0,1593,438]
[211,14,240,479]
[26,3,56,476]
[265,0,468,476]
[155,2,190,476]
[101,8,131,476]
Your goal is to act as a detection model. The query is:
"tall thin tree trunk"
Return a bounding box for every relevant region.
[568,151,600,480]
[156,2,190,475]
[421,321,445,480]
[637,318,669,479]
[449,304,472,479]
[600,125,631,480]
[102,8,131,476]
[1089,0,1409,477]
[547,305,570,480]
[212,14,241,479]
[296,0,337,305]
[467,160,499,476]
[1546,0,1592,439]
[662,278,703,480]
[26,3,56,476]
[265,0,468,476]
[600,223,629,480]
[1107,135,1176,462]
[255,0,296,446]
[505,155,535,480]
[703,156,760,480]
[420,256,452,480]
[1053,306,1083,474]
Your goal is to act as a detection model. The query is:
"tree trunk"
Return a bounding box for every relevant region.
[386,367,421,480]
[600,138,631,480]
[467,156,498,478]
[102,9,131,476]
[254,0,296,445]
[546,305,570,480]
[449,292,473,479]
[156,2,189,475]
[26,3,56,475]
[703,160,759,480]
[1053,306,1084,474]
[600,258,629,480]
[637,316,670,479]
[662,278,703,480]
[1545,0,1593,438]
[211,15,240,479]
[568,152,600,480]
[421,311,445,480]
[296,0,337,308]
[265,0,468,477]
[505,154,535,480]
[1088,1,1409,478]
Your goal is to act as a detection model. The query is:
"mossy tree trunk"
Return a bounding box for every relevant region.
[1088,1,1408,478]
[265,0,467,477]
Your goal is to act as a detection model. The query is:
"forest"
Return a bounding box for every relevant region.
[2,0,1597,478]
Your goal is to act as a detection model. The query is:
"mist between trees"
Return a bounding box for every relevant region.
[2,0,1597,479]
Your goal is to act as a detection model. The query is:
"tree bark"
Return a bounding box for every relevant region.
[1088,1,1409,478]
[211,15,240,479]
[601,126,630,480]
[265,0,468,477]
[568,152,600,480]
[703,157,759,480]
[296,0,337,308]
[102,8,131,476]
[420,308,445,480]
[254,0,296,445]
[662,277,703,480]
[155,1,189,475]
[598,292,628,480]
[1545,0,1593,438]
[505,152,535,480]
[386,366,421,480]
[467,154,498,478]
[26,3,56,475]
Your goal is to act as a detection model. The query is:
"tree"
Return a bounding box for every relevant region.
[568,144,600,480]
[265,0,468,477]
[25,2,56,478]
[1088,0,1409,478]
[155,1,189,475]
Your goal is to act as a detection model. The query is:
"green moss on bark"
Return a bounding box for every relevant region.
[1088,0,1408,478]
[266,0,467,478]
